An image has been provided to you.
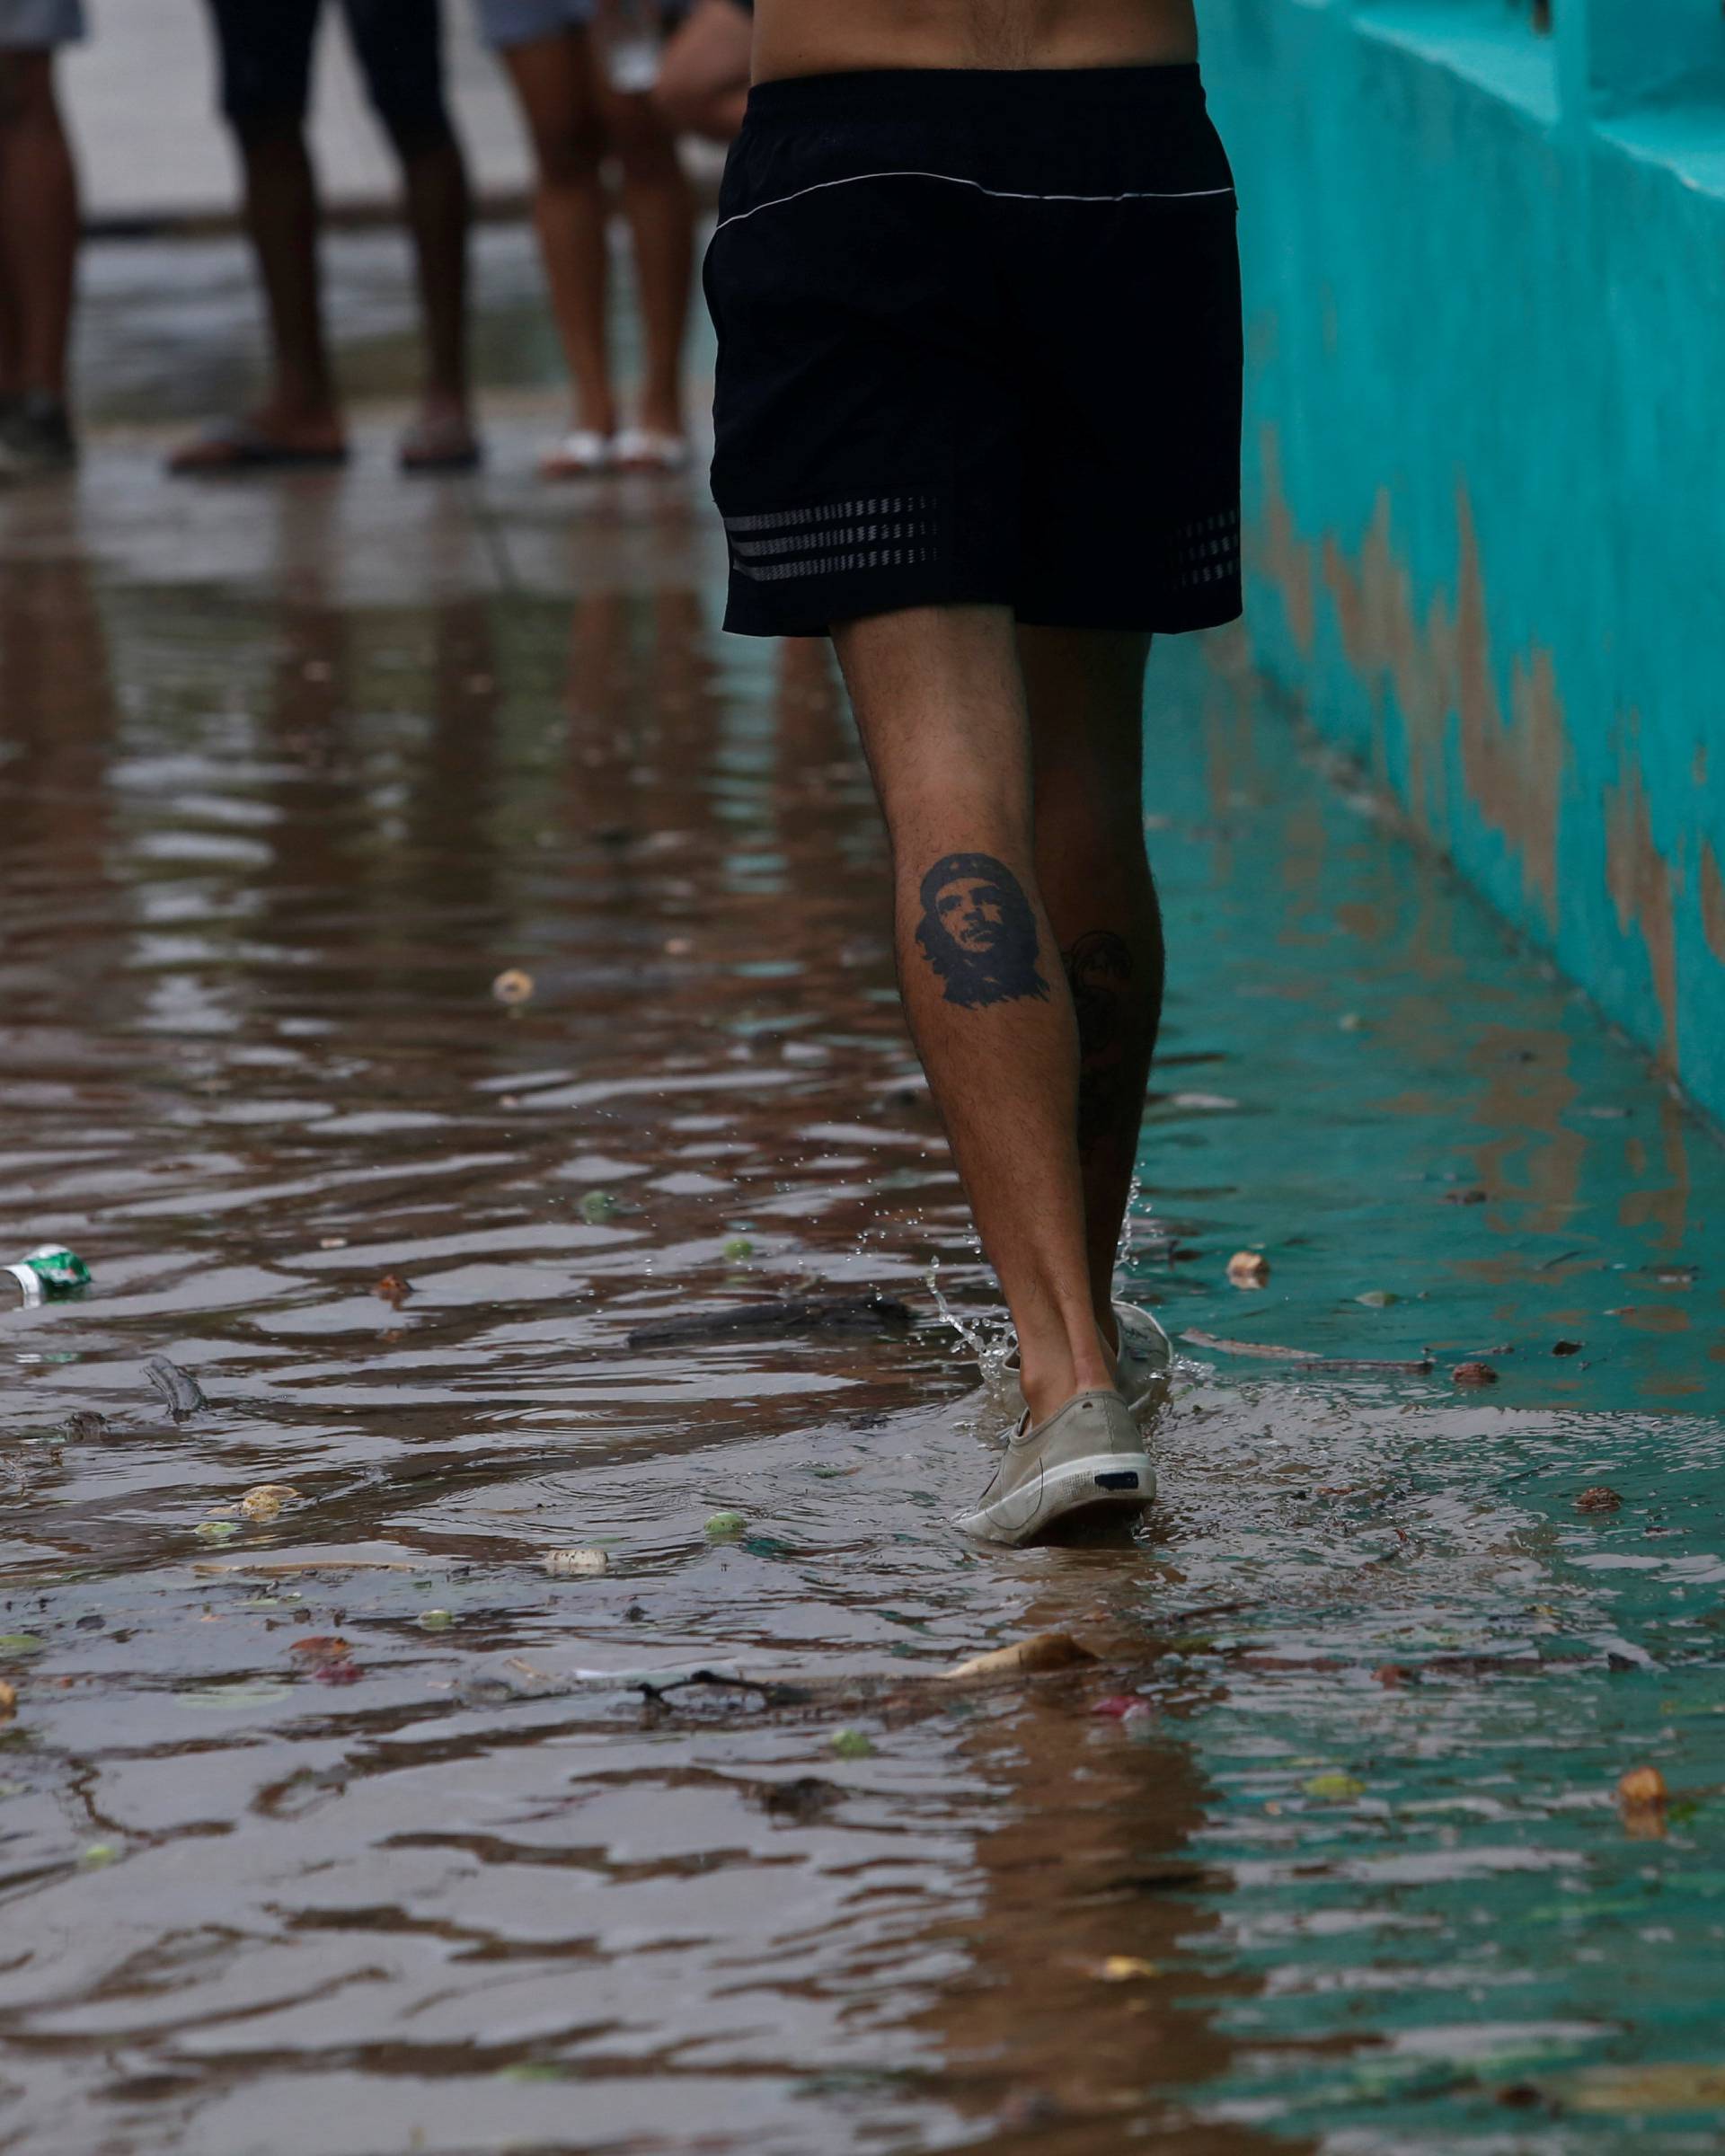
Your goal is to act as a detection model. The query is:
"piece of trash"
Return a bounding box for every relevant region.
[418,1608,456,1630]
[288,1636,352,1665]
[59,1411,108,1441]
[1226,1250,1270,1289]
[374,1274,412,1304]
[1552,1339,1584,1356]
[1091,1694,1143,1719]
[79,1842,119,1869]
[756,1776,843,1822]
[491,968,535,1007]
[1182,1330,1434,1374]
[319,1236,348,1250]
[941,1632,1096,1682]
[1617,1764,1668,1811]
[175,1683,293,1710]
[1561,2062,1725,2116]
[1097,1956,1159,1982]
[240,1484,303,1523]
[1576,1485,1623,1514]
[1337,1012,1363,1032]
[195,1520,242,1542]
[0,1682,15,1721]
[192,1555,430,1577]
[1450,1361,1499,1386]
[543,1549,608,1577]
[579,1189,621,1224]
[703,1512,748,1542]
[146,1356,208,1419]
[1356,1289,1398,1307]
[721,1236,756,1261]
[313,1659,362,1686]
[1442,1188,1489,1206]
[628,1294,914,1349]
[664,936,694,957]
[831,1728,873,1760]
[4,1244,91,1306]
[1303,1772,1366,1801]
[0,1635,43,1658]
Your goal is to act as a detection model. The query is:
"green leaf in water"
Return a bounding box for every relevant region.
[832,1728,873,1760]
[0,1636,44,1657]
[721,1236,755,1261]
[79,1842,119,1869]
[176,1683,293,1710]
[579,1190,621,1224]
[418,1609,455,1630]
[1356,1290,1398,1308]
[195,1520,241,1542]
[1303,1772,1367,1801]
[704,1511,747,1541]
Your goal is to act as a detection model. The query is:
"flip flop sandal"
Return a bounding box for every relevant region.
[398,413,483,473]
[615,427,691,473]
[166,417,350,475]
[538,429,616,479]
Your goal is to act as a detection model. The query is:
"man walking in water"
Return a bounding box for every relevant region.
[705,0,1242,1542]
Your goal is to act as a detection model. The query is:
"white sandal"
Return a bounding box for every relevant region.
[538,429,615,479]
[615,427,691,473]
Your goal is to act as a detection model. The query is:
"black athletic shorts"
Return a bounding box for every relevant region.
[705,64,1242,640]
[208,0,451,148]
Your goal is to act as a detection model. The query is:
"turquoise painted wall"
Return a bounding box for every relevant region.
[1201,0,1725,1122]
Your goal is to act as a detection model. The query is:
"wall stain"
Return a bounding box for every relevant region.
[1257,427,1565,931]
[1605,729,1680,1069]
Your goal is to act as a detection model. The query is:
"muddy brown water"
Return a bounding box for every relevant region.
[2,444,1722,2155]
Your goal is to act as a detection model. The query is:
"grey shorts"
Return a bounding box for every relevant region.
[0,0,84,49]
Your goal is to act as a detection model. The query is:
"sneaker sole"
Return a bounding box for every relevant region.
[957,1451,1158,1547]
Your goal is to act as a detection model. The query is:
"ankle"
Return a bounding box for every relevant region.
[1021,1325,1119,1427]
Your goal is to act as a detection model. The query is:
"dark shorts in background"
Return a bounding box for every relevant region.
[208,0,450,146]
[705,65,1243,640]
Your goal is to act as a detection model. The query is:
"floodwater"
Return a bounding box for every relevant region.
[3,251,1725,2156]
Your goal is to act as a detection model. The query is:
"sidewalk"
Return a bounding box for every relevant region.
[63,0,532,231]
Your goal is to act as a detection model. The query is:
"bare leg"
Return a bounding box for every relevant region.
[0,52,78,401]
[1021,626,1163,1333]
[388,126,473,424]
[501,30,617,439]
[231,120,344,439]
[834,605,1117,1426]
[597,81,694,441]
[653,0,752,144]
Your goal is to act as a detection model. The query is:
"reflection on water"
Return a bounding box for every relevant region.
[1,463,1722,2154]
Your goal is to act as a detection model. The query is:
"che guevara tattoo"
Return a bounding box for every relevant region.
[914,853,1051,1010]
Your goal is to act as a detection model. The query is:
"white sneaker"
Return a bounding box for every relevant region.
[987,1300,1172,1423]
[957,1388,1156,1546]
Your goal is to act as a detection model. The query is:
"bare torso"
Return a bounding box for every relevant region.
[751,0,1200,83]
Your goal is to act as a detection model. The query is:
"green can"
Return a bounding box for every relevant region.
[5,1246,92,1305]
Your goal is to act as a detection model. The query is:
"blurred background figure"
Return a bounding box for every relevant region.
[478,0,694,477]
[654,0,749,145]
[170,0,480,474]
[0,0,82,478]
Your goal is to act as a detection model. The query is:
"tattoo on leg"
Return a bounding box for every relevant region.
[1065,930,1135,1155]
[914,853,1051,1010]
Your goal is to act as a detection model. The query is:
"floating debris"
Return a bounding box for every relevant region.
[59,1410,108,1441]
[543,1549,608,1577]
[195,1520,242,1543]
[1576,1485,1623,1514]
[756,1776,843,1822]
[1356,1289,1398,1307]
[703,1512,747,1542]
[491,968,534,1006]
[0,1681,15,1721]
[579,1189,622,1224]
[1450,1361,1499,1387]
[1225,1250,1270,1289]
[1182,1330,1434,1374]
[288,1636,352,1666]
[1096,1956,1159,1982]
[146,1356,208,1418]
[1552,1339,1584,1356]
[942,1632,1095,1682]
[1442,1188,1489,1206]
[240,1484,303,1523]
[831,1728,873,1760]
[373,1274,412,1304]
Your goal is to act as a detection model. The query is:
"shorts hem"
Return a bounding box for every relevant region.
[721,587,1245,640]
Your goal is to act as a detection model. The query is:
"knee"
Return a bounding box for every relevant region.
[529,119,604,187]
[373,99,458,163]
[605,102,680,181]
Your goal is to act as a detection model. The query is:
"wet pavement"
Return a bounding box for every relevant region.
[2,249,1724,2156]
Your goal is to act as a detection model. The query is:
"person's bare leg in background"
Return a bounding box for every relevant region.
[0,47,80,473]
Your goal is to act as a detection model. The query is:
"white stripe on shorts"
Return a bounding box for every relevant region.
[712,169,1235,234]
